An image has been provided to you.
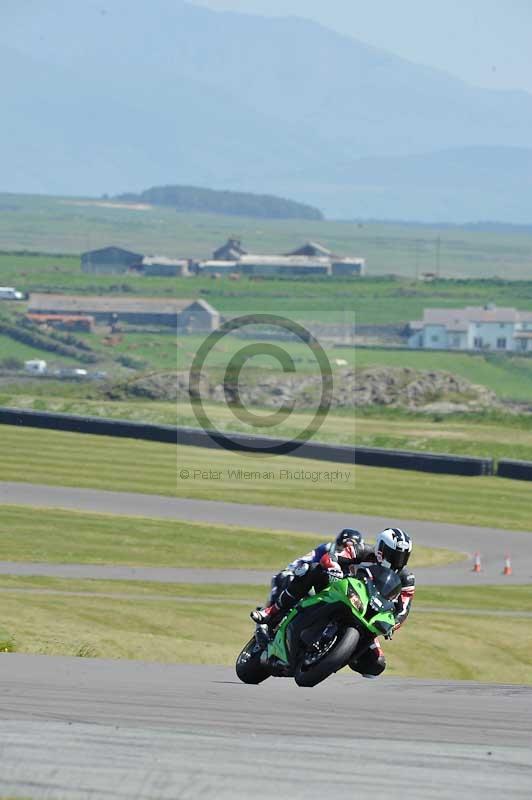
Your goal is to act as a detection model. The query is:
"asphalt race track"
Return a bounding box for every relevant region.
[0,655,531,800]
[1,481,532,584]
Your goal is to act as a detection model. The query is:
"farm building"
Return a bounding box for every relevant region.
[177,300,220,331]
[213,238,247,260]
[141,256,189,277]
[81,246,143,274]
[203,239,365,277]
[408,305,532,351]
[198,255,331,278]
[239,255,331,277]
[289,241,366,276]
[194,261,238,277]
[330,258,366,277]
[28,294,220,330]
[286,241,333,258]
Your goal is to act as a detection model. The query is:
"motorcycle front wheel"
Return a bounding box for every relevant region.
[294,627,359,688]
[235,637,271,684]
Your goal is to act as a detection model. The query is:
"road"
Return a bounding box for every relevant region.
[0,655,530,800]
[1,481,531,584]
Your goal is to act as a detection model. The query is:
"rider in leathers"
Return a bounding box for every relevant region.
[251,527,415,678]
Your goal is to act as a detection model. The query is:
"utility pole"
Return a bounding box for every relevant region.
[436,236,441,278]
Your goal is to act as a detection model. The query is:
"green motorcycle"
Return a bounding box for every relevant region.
[236,564,400,688]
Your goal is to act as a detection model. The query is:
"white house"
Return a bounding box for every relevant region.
[408,305,532,352]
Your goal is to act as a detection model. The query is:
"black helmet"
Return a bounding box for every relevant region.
[375,528,412,571]
[336,528,364,548]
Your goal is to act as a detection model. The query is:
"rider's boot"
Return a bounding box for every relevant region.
[254,624,271,648]
[250,602,282,626]
[250,588,298,627]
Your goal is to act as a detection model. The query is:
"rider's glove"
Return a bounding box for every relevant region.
[320,553,343,581]
[327,565,343,581]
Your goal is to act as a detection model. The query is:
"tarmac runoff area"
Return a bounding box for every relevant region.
[1,481,532,585]
[0,655,531,800]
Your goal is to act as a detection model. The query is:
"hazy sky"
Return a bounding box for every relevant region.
[192,0,532,94]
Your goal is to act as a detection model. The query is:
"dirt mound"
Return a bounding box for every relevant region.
[110,366,498,412]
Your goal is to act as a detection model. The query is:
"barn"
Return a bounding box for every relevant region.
[81,246,143,275]
[28,294,220,330]
[141,256,189,277]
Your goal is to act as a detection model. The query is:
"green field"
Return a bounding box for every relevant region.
[0,333,76,366]
[2,425,532,530]
[2,193,532,279]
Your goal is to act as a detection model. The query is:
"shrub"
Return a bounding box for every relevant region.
[116,354,149,370]
[0,356,23,370]
[0,629,15,653]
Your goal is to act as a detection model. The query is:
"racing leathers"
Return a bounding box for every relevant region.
[253,540,415,678]
[347,544,415,677]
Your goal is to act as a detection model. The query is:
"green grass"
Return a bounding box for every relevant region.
[0,333,69,364]
[0,506,459,570]
[0,627,15,652]
[385,611,532,683]
[0,506,319,569]
[0,578,529,682]
[2,426,532,530]
[414,585,532,612]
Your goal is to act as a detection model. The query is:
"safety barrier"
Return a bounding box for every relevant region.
[0,406,495,477]
[0,407,177,443]
[497,459,532,481]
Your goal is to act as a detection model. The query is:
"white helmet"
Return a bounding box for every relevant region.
[375,528,412,571]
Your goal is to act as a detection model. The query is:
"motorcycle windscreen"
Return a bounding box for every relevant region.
[367,564,402,600]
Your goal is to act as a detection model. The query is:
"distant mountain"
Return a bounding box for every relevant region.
[305,146,532,222]
[2,0,532,221]
[117,185,323,220]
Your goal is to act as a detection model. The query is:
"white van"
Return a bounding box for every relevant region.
[0,286,24,300]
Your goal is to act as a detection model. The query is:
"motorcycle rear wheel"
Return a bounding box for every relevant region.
[295,627,359,688]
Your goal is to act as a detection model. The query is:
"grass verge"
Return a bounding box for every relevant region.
[0,506,459,569]
[0,579,529,683]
